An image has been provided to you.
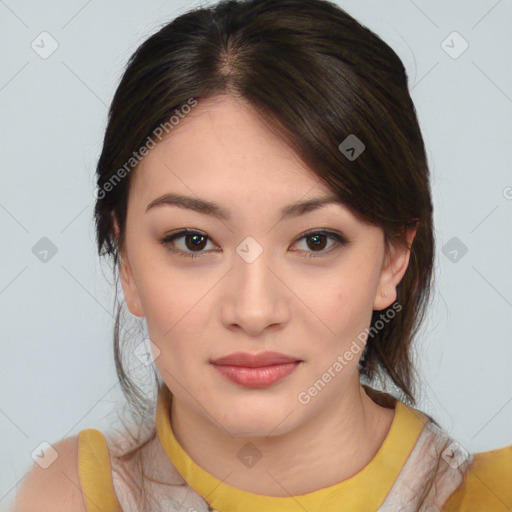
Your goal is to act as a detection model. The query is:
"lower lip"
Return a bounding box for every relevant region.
[211,362,300,388]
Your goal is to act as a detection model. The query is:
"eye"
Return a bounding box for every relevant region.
[160,229,215,259]
[159,229,348,259]
[291,229,348,258]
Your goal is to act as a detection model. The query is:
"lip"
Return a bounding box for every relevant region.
[209,351,302,389]
[211,362,301,388]
[209,351,301,367]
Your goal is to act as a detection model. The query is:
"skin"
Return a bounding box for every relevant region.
[116,94,417,496]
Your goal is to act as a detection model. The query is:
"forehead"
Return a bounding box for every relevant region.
[128,95,357,226]
[132,95,320,188]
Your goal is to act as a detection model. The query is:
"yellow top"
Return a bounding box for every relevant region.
[443,443,512,511]
[77,391,512,511]
[77,428,122,512]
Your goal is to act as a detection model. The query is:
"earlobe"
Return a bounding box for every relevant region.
[373,228,417,311]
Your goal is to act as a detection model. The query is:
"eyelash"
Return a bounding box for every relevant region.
[159,229,348,260]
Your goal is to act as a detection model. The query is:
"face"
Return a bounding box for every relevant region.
[117,94,414,437]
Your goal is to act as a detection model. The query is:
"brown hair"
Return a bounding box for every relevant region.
[93,0,446,508]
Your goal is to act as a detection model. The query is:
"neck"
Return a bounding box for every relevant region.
[169,381,396,496]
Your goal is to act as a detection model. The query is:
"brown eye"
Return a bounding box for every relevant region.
[160,228,348,260]
[306,233,328,251]
[183,233,207,251]
[291,230,348,258]
[160,230,215,259]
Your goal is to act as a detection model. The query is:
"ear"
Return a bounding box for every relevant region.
[373,227,417,311]
[113,216,145,318]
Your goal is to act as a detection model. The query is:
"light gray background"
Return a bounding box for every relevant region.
[1,0,511,509]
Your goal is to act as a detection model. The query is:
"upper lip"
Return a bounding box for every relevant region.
[210,351,302,367]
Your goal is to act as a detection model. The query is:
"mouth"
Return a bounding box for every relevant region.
[211,361,301,388]
[209,351,302,389]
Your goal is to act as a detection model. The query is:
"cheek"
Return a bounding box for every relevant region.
[138,275,174,332]
[295,264,379,371]
[309,272,376,336]
[132,255,200,332]
[138,270,213,363]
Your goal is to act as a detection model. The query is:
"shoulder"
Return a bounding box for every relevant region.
[12,434,86,512]
[443,444,512,511]
[13,428,122,512]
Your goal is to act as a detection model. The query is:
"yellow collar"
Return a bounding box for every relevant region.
[155,389,427,512]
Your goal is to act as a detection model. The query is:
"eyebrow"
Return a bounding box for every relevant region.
[145,192,345,222]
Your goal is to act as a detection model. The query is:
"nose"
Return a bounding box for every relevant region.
[220,247,289,336]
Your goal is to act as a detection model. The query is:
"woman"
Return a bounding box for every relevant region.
[14,0,512,510]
